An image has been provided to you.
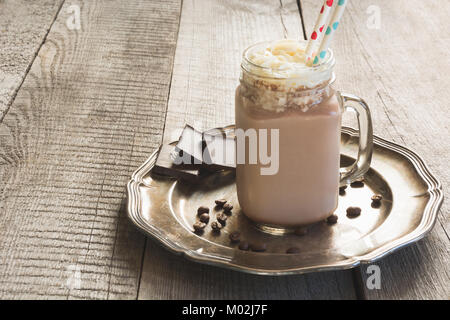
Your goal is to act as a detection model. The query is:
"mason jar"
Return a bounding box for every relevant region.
[235,40,373,228]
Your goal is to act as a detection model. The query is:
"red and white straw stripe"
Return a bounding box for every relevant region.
[304,0,335,63]
[313,0,348,65]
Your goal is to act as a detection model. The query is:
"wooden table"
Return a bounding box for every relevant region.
[0,0,448,299]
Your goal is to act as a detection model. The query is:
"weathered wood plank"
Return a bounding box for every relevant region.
[138,0,357,300]
[0,0,64,120]
[0,0,181,299]
[301,0,449,299]
[141,239,355,299]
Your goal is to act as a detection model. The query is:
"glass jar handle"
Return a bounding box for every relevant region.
[338,92,374,186]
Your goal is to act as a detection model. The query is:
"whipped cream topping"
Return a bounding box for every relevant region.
[239,40,335,113]
[242,39,334,89]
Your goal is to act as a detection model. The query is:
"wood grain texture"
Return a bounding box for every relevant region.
[138,0,357,300]
[0,0,64,120]
[301,0,449,299]
[0,0,181,299]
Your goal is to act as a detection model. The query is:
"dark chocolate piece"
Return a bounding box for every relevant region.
[202,130,236,170]
[153,144,201,181]
[175,124,204,165]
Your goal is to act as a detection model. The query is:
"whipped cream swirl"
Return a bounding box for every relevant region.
[239,40,335,113]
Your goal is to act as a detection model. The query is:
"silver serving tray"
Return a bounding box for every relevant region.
[127,127,443,275]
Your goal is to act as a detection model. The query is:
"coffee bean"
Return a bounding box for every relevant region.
[229,231,240,243]
[193,221,206,232]
[346,206,361,218]
[217,213,228,225]
[250,243,267,252]
[294,227,308,236]
[371,194,383,208]
[211,221,222,231]
[286,247,301,254]
[197,206,209,215]
[350,180,364,188]
[339,185,347,196]
[238,241,249,251]
[223,203,233,213]
[326,214,338,224]
[215,199,227,207]
[199,213,210,223]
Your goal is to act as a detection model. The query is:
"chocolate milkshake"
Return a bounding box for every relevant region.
[235,40,372,227]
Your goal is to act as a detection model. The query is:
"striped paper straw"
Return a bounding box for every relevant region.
[313,0,348,65]
[305,0,335,63]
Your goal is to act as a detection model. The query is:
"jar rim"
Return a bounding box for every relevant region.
[241,40,335,80]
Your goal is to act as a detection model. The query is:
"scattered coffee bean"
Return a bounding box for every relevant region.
[193,221,206,232]
[346,206,361,218]
[223,203,233,213]
[250,243,267,252]
[229,231,241,243]
[215,199,227,207]
[286,247,301,254]
[350,180,364,188]
[199,213,210,223]
[211,221,222,231]
[238,241,249,251]
[217,213,228,225]
[371,194,383,208]
[326,214,339,224]
[197,206,209,215]
[339,185,347,196]
[294,227,308,236]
